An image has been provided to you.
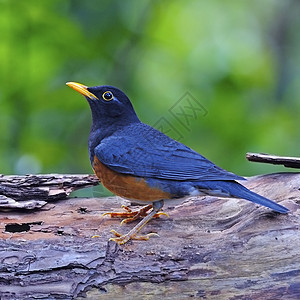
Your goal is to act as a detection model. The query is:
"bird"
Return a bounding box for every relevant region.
[66,82,289,244]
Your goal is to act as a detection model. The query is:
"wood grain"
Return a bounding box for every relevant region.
[0,174,99,210]
[0,172,299,299]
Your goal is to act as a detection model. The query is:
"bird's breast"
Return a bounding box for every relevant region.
[92,156,171,202]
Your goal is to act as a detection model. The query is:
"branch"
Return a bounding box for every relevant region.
[246,152,300,168]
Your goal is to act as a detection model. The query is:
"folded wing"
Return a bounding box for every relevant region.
[95,124,244,182]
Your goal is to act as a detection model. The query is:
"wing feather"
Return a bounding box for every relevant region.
[95,123,244,182]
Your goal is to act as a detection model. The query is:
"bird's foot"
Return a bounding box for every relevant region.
[102,204,168,225]
[109,229,159,245]
[106,200,165,245]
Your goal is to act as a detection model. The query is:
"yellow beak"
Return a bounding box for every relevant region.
[66,82,99,100]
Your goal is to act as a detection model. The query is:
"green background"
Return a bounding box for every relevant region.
[1,0,299,183]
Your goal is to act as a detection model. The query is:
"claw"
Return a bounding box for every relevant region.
[102,205,137,219]
[120,205,132,212]
[103,204,168,225]
[102,200,165,245]
[109,229,159,245]
[153,212,169,218]
[133,232,159,241]
[110,229,122,237]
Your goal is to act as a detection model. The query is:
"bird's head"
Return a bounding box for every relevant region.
[66,82,140,130]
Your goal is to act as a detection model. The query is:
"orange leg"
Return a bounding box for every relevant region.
[108,200,166,245]
[102,203,168,225]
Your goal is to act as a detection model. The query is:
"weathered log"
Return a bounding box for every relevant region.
[0,172,299,299]
[246,152,300,169]
[0,174,99,210]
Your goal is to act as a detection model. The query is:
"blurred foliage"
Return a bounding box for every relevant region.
[0,0,299,179]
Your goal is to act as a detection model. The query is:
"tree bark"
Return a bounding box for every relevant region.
[0,172,299,299]
[0,174,99,210]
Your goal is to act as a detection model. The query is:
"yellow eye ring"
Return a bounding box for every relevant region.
[102,91,114,101]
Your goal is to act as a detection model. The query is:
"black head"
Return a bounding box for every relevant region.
[67,82,140,131]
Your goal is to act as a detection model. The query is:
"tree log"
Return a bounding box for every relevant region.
[0,174,99,210]
[0,172,299,299]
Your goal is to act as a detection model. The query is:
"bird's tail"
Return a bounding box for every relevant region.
[197,181,289,213]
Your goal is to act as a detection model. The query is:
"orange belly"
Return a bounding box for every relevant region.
[93,156,171,202]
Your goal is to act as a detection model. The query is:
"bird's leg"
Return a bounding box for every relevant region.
[109,200,165,245]
[102,203,168,225]
[102,204,152,222]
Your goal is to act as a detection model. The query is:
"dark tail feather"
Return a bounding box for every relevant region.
[199,181,289,213]
[227,182,289,213]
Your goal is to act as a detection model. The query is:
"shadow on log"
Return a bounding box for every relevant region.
[0,172,299,299]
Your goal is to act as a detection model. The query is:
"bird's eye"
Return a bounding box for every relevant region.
[102,91,113,101]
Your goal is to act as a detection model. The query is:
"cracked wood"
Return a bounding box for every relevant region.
[0,172,299,299]
[0,174,99,210]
